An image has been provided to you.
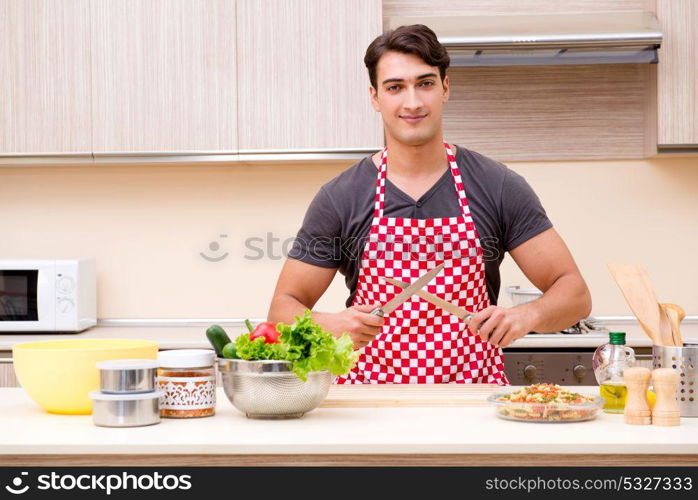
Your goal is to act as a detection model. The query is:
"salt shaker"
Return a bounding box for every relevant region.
[651,368,680,426]
[623,366,651,425]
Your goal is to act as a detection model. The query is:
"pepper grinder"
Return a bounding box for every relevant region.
[623,366,651,425]
[651,368,681,426]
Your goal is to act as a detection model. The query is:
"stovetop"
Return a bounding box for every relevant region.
[525,317,609,337]
[525,330,608,338]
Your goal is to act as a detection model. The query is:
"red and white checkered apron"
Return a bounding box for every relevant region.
[335,143,509,385]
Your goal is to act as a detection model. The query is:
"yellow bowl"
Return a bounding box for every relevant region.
[13,339,158,415]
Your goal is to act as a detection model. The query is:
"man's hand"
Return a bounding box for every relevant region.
[267,260,385,350]
[317,304,385,350]
[467,305,537,348]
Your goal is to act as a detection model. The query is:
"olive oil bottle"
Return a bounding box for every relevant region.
[592,332,636,414]
[599,382,628,413]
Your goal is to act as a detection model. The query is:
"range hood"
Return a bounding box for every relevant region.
[387,11,662,66]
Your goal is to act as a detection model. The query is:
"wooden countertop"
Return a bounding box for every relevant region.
[1,386,696,466]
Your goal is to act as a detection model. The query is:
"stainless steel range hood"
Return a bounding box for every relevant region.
[387,11,662,66]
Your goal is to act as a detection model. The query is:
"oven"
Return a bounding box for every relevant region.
[503,347,653,385]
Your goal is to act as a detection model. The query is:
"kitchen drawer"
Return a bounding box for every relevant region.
[0,355,19,388]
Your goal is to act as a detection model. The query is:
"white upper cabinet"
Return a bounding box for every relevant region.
[0,0,92,155]
[90,0,237,153]
[236,0,383,151]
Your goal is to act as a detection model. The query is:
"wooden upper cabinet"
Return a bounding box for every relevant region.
[384,0,659,161]
[657,0,698,147]
[91,0,237,153]
[0,0,91,154]
[236,0,383,151]
[383,0,657,20]
[442,64,656,161]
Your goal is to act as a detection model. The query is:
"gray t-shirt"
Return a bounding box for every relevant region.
[288,145,553,307]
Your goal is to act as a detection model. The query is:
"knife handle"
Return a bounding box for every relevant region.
[370,308,385,317]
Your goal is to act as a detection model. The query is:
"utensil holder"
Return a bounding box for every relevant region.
[652,344,698,417]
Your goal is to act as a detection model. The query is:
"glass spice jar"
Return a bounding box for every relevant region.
[157,349,216,418]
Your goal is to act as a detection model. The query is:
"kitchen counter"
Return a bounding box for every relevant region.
[1,386,696,466]
[2,320,697,351]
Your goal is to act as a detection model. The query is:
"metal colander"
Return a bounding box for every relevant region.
[218,358,332,418]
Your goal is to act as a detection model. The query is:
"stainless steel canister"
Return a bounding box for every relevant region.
[89,390,165,427]
[653,343,698,417]
[96,359,158,393]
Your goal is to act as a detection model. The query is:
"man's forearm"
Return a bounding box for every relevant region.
[520,273,592,333]
[267,293,337,335]
[267,293,315,324]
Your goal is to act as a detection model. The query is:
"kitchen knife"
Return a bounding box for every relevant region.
[370,263,445,317]
[381,276,473,323]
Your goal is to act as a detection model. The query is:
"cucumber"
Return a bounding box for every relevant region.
[206,324,231,357]
[222,342,239,359]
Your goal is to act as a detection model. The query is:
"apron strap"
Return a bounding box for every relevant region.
[374,142,469,219]
[373,148,389,219]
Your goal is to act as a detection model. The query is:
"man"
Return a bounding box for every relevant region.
[268,24,591,384]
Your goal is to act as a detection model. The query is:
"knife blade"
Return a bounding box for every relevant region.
[370,263,445,317]
[381,276,473,323]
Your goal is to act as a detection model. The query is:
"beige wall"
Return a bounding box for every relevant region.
[1,154,697,319]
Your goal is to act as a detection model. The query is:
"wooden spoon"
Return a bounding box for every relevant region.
[635,266,675,347]
[607,263,668,346]
[660,303,685,347]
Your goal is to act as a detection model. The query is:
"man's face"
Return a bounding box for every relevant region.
[370,51,449,147]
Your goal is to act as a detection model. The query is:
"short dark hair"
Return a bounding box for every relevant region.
[364,24,450,89]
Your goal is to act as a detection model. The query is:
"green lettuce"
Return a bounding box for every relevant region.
[235,334,286,360]
[234,310,358,382]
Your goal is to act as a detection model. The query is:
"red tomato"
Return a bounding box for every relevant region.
[250,322,280,344]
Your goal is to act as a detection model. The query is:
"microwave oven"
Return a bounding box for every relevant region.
[0,259,96,332]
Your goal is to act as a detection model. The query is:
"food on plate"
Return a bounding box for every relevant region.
[206,324,232,357]
[488,383,602,422]
[499,383,595,404]
[210,310,358,382]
